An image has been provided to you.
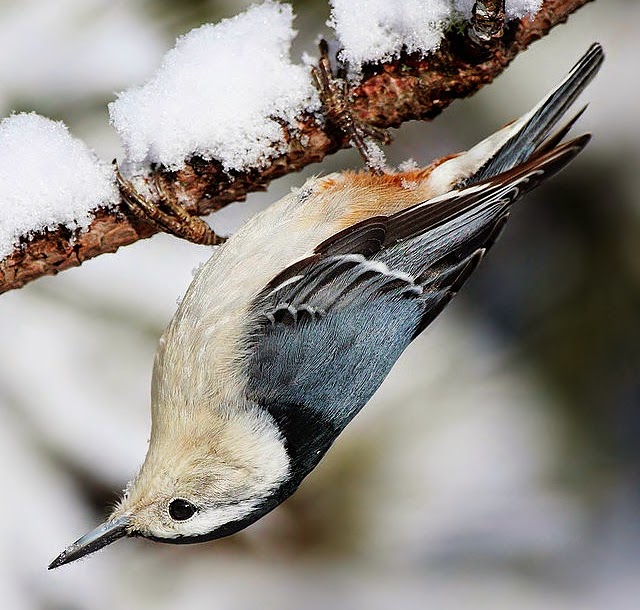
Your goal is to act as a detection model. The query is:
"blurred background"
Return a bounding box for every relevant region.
[0,1,638,608]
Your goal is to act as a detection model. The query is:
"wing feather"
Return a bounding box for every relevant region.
[241,137,589,464]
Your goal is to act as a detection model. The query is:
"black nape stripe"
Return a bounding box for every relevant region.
[262,401,339,478]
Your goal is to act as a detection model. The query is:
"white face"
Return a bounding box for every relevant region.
[122,484,270,540]
[112,405,291,541]
[161,498,264,538]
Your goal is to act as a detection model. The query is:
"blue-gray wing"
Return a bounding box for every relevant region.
[242,138,588,471]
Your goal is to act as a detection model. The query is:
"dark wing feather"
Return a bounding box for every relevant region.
[242,137,589,475]
[464,43,602,186]
[316,217,387,256]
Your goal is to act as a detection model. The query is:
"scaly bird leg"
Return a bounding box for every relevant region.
[468,0,506,48]
[311,39,391,174]
[115,163,226,246]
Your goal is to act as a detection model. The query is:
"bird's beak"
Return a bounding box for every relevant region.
[48,515,131,569]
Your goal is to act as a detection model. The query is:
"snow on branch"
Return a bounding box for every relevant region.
[110,2,318,172]
[328,0,542,69]
[0,114,118,259]
[0,0,592,294]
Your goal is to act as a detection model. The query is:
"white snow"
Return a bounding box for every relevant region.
[110,1,318,172]
[329,0,543,69]
[108,0,541,172]
[0,113,118,260]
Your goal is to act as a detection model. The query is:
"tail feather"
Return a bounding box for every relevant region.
[462,43,604,186]
[384,133,591,247]
[534,105,588,156]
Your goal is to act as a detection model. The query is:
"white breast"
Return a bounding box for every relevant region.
[153,175,346,405]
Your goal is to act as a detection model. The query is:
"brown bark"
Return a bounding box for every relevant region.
[0,0,593,294]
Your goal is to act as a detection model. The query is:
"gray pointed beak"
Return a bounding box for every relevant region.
[48,515,131,569]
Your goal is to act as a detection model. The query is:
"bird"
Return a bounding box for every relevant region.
[49,43,604,569]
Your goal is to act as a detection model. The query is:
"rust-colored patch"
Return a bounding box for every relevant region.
[317,177,338,191]
[329,156,462,228]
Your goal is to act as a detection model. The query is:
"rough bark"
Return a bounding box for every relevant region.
[0,0,592,294]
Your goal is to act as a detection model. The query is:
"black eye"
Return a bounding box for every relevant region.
[168,498,197,521]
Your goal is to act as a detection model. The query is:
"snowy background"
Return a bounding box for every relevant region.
[1,1,639,609]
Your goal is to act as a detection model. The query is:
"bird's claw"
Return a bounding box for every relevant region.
[311,39,391,174]
[114,162,225,246]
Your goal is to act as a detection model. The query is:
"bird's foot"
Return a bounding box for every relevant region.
[115,163,225,246]
[311,39,391,175]
[467,0,506,48]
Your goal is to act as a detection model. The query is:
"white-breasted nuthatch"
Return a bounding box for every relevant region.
[49,43,604,568]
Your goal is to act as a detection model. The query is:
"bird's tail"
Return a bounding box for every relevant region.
[461,43,604,187]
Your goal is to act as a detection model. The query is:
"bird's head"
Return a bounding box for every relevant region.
[49,397,291,568]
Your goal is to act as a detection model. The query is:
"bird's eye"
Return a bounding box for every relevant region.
[168,498,197,521]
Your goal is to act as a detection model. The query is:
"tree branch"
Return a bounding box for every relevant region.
[0,0,592,294]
